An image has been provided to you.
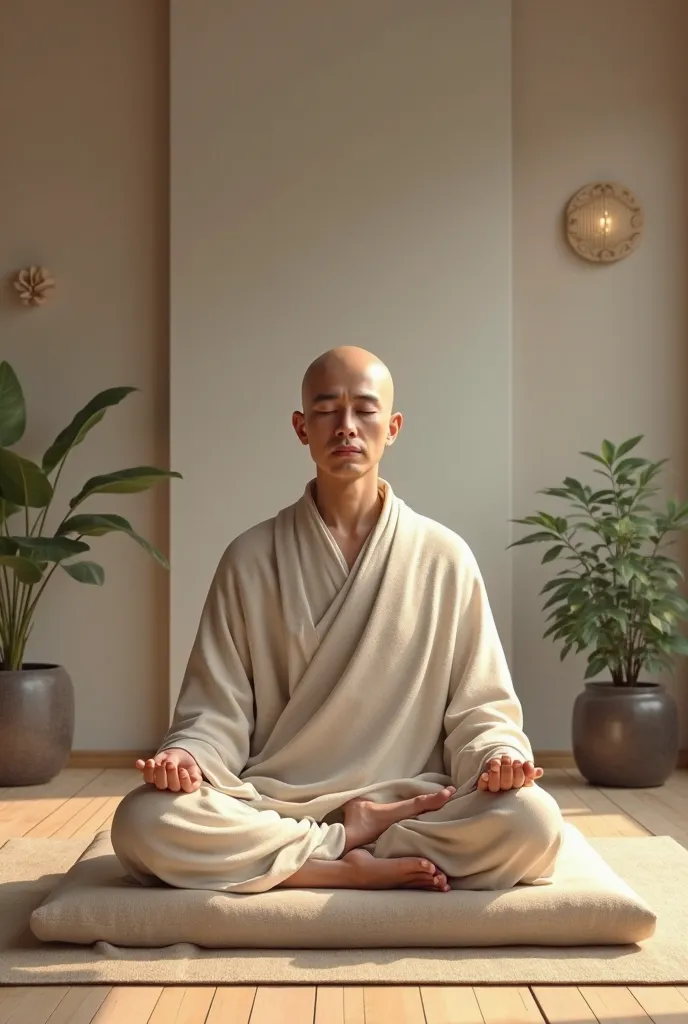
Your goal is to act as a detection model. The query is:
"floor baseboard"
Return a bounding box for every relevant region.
[67,751,152,769]
[67,749,688,770]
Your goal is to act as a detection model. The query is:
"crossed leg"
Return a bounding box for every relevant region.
[111,779,563,895]
[373,782,565,889]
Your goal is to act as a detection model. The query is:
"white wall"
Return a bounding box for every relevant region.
[512,0,688,748]
[0,0,169,749]
[170,0,514,710]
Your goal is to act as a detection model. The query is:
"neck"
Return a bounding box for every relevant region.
[312,470,383,535]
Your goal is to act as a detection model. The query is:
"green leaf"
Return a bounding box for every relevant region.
[664,634,688,655]
[0,362,26,447]
[542,591,566,612]
[42,387,138,475]
[540,576,581,593]
[580,451,609,467]
[57,512,169,569]
[68,467,182,510]
[653,556,684,579]
[0,554,43,583]
[614,558,634,585]
[588,489,616,503]
[655,595,688,616]
[0,497,21,525]
[649,614,665,632]
[584,656,608,679]
[511,515,549,527]
[581,621,600,645]
[601,440,616,465]
[11,536,90,562]
[537,487,573,499]
[563,476,586,497]
[61,560,105,585]
[604,608,629,629]
[615,457,649,476]
[542,544,564,564]
[508,531,559,548]
[639,460,669,487]
[0,448,53,507]
[614,435,644,459]
[543,621,571,641]
[559,642,573,661]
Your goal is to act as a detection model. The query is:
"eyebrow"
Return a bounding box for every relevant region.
[312,392,381,405]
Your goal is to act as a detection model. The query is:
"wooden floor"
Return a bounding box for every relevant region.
[1,767,687,1023]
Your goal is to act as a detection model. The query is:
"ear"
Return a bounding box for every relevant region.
[292,410,309,446]
[385,411,403,446]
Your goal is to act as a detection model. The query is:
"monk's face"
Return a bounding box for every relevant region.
[293,353,402,478]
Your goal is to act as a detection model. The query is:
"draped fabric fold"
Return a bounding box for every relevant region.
[159,478,533,818]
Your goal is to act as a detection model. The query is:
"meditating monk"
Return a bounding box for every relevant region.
[112,346,565,895]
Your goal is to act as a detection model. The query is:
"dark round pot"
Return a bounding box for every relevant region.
[0,664,75,786]
[572,681,679,787]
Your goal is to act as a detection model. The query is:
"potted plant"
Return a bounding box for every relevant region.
[0,361,181,786]
[510,435,688,787]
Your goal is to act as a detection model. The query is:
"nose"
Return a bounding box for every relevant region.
[335,408,357,437]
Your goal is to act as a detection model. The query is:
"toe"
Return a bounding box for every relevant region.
[416,858,436,874]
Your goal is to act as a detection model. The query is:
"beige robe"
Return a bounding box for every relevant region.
[112,479,564,893]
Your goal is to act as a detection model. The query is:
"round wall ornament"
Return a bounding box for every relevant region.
[565,182,643,263]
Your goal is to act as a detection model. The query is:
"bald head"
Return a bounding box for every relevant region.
[301,346,394,413]
[293,346,402,475]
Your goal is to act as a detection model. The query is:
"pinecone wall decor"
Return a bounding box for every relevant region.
[13,266,56,307]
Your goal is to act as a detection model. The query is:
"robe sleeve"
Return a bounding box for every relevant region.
[443,541,534,797]
[157,543,258,795]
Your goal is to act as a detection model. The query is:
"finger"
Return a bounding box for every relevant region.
[180,770,198,790]
[500,755,513,790]
[488,761,501,792]
[142,758,158,784]
[477,772,489,791]
[512,761,525,788]
[154,761,169,789]
[524,762,544,783]
[166,763,182,792]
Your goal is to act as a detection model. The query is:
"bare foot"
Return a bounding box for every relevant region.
[342,786,456,853]
[343,848,451,891]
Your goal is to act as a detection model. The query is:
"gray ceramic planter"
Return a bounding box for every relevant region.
[572,681,679,787]
[0,664,75,786]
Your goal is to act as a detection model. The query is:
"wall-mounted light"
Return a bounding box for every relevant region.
[565,183,643,263]
[13,266,56,306]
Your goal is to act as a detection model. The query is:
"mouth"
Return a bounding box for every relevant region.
[332,446,362,457]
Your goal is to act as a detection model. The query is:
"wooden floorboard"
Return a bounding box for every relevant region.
[0,767,686,1023]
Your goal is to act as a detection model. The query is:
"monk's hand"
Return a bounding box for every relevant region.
[135,748,203,793]
[477,754,544,793]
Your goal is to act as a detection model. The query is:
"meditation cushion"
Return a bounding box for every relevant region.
[30,822,656,948]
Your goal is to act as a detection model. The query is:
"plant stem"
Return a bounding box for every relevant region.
[14,582,33,654]
[20,562,60,632]
[31,457,68,538]
[559,534,594,573]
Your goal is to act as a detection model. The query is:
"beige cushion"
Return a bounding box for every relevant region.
[30,822,656,948]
